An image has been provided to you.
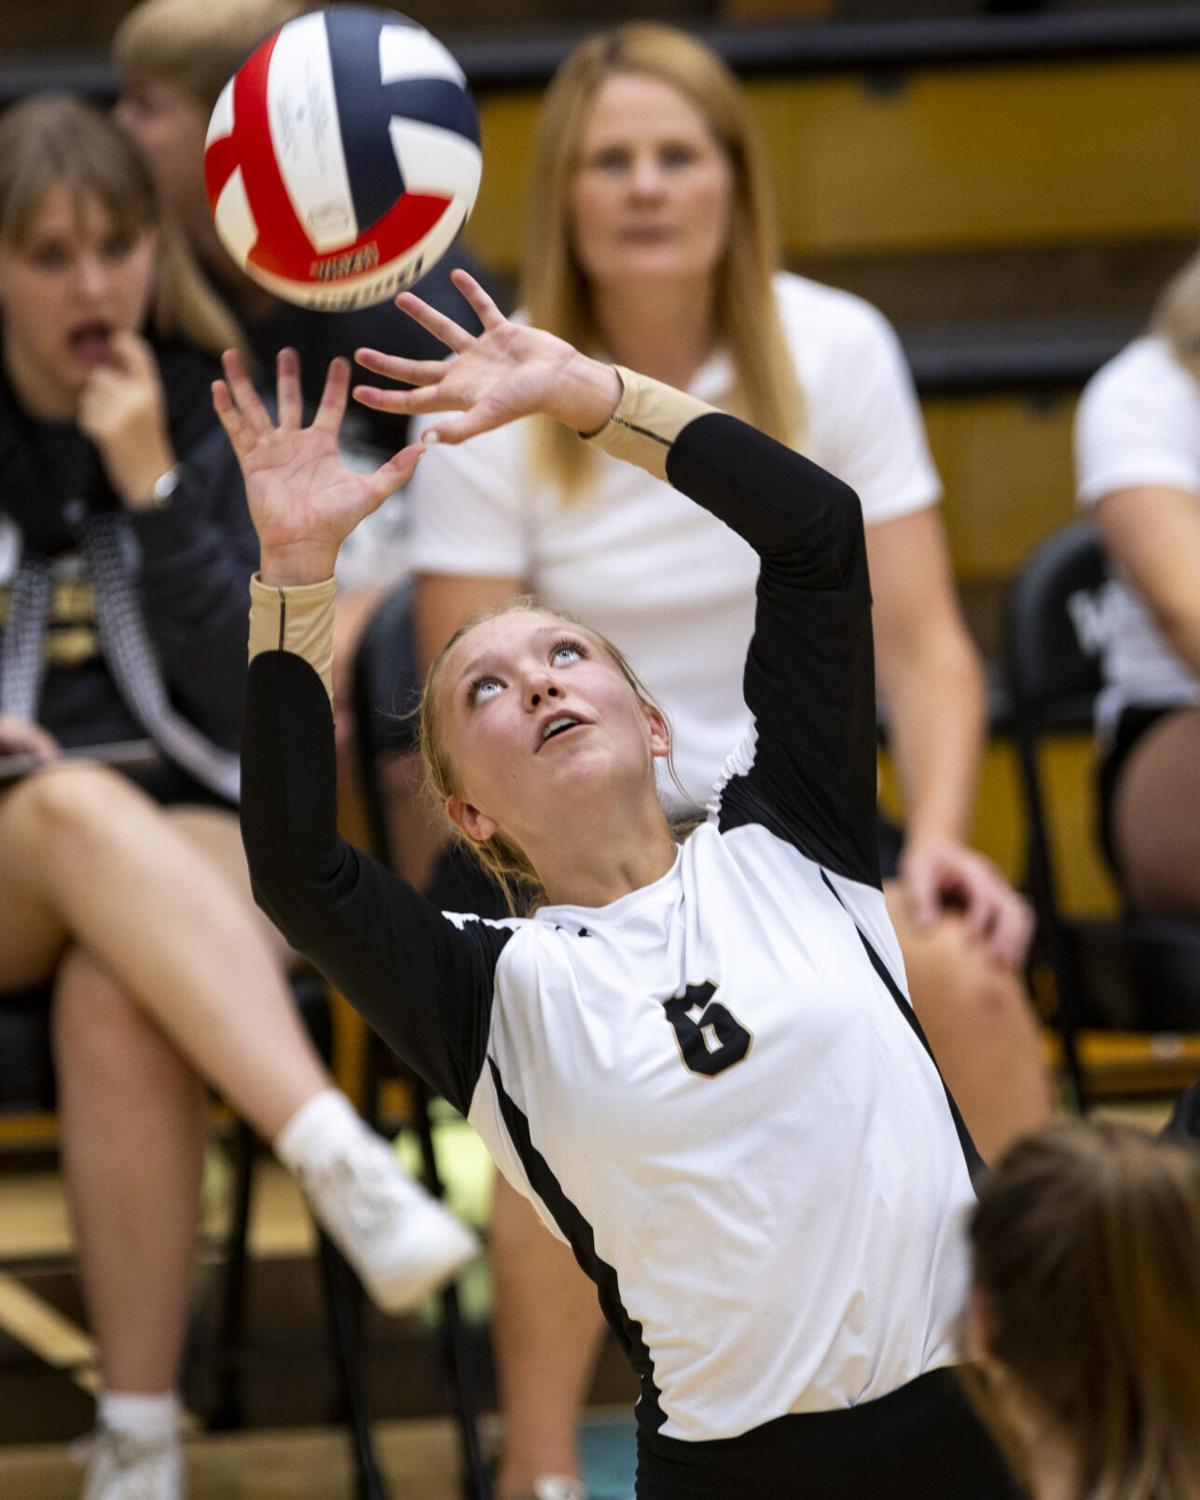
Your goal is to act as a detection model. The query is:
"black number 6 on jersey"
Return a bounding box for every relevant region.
[663,982,752,1077]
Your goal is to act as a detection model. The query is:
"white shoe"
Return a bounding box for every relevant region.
[528,1478,587,1500]
[297,1129,479,1312]
[74,1427,183,1500]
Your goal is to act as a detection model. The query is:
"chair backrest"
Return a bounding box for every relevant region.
[350,581,422,871]
[1005,520,1108,733]
[351,581,422,764]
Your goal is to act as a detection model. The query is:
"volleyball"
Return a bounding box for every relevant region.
[203,6,481,311]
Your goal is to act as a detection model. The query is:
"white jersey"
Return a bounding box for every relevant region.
[243,370,979,1444]
[466,821,973,1440]
[1075,335,1200,739]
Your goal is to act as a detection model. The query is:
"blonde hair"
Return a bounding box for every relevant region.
[419,597,683,915]
[1153,249,1200,383]
[521,22,804,495]
[970,1120,1200,1500]
[114,0,311,114]
[0,93,245,360]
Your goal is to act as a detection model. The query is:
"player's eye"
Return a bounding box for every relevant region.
[102,233,136,263]
[590,146,631,175]
[26,238,71,271]
[659,143,697,170]
[468,675,503,705]
[551,638,585,666]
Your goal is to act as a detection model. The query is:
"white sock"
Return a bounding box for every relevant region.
[97,1390,180,1443]
[273,1087,370,1173]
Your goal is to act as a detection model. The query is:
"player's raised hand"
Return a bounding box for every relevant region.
[212,347,424,585]
[352,268,622,444]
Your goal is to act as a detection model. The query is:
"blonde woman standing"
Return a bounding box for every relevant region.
[398,25,1049,1499]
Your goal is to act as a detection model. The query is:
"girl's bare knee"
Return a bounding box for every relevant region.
[904,915,1033,1038]
[13,761,146,847]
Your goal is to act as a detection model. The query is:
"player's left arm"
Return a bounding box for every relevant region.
[354,272,878,880]
[869,506,1032,969]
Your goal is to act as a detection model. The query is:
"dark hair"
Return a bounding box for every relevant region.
[970,1119,1200,1500]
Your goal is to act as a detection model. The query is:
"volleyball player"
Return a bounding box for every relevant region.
[214,270,1017,1498]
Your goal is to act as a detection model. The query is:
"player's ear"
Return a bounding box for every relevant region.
[445,794,497,845]
[644,702,670,760]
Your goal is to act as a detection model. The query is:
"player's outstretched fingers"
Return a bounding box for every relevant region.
[393,290,475,353]
[311,356,351,432]
[417,396,509,446]
[353,379,462,415]
[448,266,504,329]
[276,347,304,430]
[353,349,449,387]
[211,378,252,460]
[220,348,272,435]
[367,443,426,501]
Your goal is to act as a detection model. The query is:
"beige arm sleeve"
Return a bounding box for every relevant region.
[248,574,337,705]
[582,365,717,484]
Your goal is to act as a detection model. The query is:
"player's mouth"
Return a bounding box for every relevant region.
[67,320,115,364]
[619,226,675,244]
[535,713,587,752]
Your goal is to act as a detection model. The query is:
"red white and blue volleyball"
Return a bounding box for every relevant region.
[204,7,481,310]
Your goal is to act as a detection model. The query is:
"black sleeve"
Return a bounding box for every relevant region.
[666,412,880,887]
[241,644,511,1113]
[130,421,260,752]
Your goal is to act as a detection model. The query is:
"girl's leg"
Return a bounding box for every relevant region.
[159,808,478,1312]
[52,945,206,1394]
[1110,707,1200,918]
[491,1171,606,1500]
[3,762,326,1139]
[2,762,475,1312]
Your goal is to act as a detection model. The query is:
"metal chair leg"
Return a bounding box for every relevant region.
[317,1231,390,1500]
[210,1122,256,1430]
[409,1074,492,1500]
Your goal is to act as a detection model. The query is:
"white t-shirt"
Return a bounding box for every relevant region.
[1074,335,1200,739]
[408,272,940,808]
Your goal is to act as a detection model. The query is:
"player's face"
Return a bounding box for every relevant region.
[569,72,734,293]
[0,184,157,415]
[115,78,210,227]
[435,609,669,850]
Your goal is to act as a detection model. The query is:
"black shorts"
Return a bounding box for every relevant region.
[635,1368,1019,1500]
[1095,704,1177,877]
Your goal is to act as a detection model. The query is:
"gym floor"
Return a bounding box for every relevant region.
[0,1117,642,1499]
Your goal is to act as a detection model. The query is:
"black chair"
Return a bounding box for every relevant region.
[1004,520,1200,1111]
[351,579,492,1500]
[0,972,390,1500]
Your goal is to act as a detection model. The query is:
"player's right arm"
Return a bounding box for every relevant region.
[214,347,510,1116]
